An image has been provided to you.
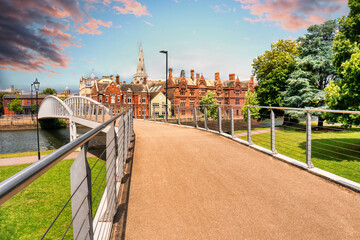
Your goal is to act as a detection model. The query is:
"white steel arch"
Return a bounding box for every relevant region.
[38,95,73,119]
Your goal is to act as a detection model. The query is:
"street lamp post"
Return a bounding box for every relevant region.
[159,50,168,122]
[31,83,34,120]
[33,78,40,160]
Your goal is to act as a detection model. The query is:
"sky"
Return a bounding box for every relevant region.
[0,0,350,94]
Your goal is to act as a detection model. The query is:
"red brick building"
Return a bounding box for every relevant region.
[3,94,46,115]
[167,68,256,117]
[91,80,150,118]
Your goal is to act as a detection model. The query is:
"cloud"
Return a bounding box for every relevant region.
[235,0,348,31]
[0,0,112,73]
[113,0,151,17]
[210,4,233,13]
[143,20,153,26]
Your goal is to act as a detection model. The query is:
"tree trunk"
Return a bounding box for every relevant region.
[318,116,324,127]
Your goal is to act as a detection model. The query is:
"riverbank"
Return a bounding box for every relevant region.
[0,115,36,130]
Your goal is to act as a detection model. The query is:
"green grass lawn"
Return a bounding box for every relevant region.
[240,127,360,183]
[0,150,56,159]
[0,157,106,240]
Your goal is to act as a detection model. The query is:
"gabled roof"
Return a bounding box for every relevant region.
[120,83,147,93]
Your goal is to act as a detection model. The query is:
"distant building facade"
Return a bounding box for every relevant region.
[3,94,46,115]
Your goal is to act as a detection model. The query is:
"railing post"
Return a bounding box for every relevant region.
[271,110,277,154]
[247,108,253,145]
[153,105,156,121]
[230,107,234,137]
[70,142,94,240]
[306,112,314,168]
[193,107,198,128]
[204,107,208,130]
[218,106,222,133]
[95,105,98,122]
[135,106,137,119]
[178,106,181,125]
[143,107,146,120]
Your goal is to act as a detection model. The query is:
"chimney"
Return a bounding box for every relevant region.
[10,85,14,93]
[196,73,200,80]
[110,75,113,80]
[123,81,126,83]
[169,67,173,79]
[229,73,235,81]
[190,69,195,80]
[215,72,220,81]
[116,74,120,85]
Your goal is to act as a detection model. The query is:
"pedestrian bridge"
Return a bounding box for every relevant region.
[1,96,360,239]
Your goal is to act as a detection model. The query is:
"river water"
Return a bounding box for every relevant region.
[0,127,89,154]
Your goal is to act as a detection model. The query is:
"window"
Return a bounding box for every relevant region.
[155,111,159,116]
[225,92,229,97]
[235,90,240,96]
[236,110,239,116]
[236,99,240,105]
[27,100,31,105]
[143,109,146,115]
[180,99,186,107]
[99,97,102,103]
[190,90,195,96]
[139,109,142,116]
[128,96,131,103]
[111,95,115,104]
[142,96,146,103]
[181,110,185,115]
[106,95,109,102]
[117,95,120,102]
[124,96,126,104]
[190,99,195,106]
[153,103,159,107]
[138,95,141,103]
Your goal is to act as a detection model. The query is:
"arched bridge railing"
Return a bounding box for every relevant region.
[38,95,73,119]
[64,96,110,122]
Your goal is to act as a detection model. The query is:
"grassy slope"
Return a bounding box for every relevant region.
[240,128,360,183]
[0,150,56,159]
[0,157,106,240]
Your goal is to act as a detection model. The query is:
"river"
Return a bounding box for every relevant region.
[0,127,89,154]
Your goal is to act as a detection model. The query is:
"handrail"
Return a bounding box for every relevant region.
[0,110,128,205]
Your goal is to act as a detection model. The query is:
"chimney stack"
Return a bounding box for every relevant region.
[116,74,120,85]
[215,72,220,81]
[169,67,173,79]
[229,73,235,81]
[190,69,195,80]
[196,73,200,80]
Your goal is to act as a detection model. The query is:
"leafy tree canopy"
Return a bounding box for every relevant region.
[325,0,360,126]
[199,91,218,120]
[242,90,260,119]
[252,39,298,110]
[41,88,57,95]
[8,97,23,114]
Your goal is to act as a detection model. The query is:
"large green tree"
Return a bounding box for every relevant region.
[284,20,337,125]
[242,90,260,119]
[199,91,218,120]
[252,39,298,117]
[8,97,24,114]
[41,88,57,95]
[325,0,360,125]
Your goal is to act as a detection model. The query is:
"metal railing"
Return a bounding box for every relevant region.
[146,103,360,189]
[0,108,133,239]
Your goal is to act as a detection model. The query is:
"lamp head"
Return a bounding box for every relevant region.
[33,78,40,91]
[159,50,168,54]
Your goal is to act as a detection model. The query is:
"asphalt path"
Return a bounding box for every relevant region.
[125,120,360,239]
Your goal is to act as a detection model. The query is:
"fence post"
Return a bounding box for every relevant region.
[306,112,314,168]
[193,107,198,128]
[218,106,222,133]
[70,142,93,240]
[178,106,181,125]
[204,107,208,130]
[247,108,253,145]
[230,107,234,137]
[271,110,277,154]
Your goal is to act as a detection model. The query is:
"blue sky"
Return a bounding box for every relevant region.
[0,0,349,93]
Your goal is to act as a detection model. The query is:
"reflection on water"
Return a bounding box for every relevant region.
[0,127,90,154]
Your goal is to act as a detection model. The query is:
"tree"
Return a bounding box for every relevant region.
[41,88,57,95]
[283,20,337,126]
[252,39,298,117]
[8,97,23,114]
[325,0,360,126]
[199,91,218,120]
[242,90,260,119]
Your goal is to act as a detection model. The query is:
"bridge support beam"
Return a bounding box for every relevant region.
[70,120,77,142]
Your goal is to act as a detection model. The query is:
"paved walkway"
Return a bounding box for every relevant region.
[125,120,360,239]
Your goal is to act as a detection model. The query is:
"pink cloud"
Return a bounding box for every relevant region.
[235,0,348,31]
[113,0,152,17]
[143,20,153,26]
[77,17,112,35]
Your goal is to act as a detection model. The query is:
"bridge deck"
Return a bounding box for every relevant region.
[125,120,360,239]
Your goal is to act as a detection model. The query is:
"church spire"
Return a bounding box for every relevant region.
[134,43,148,84]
